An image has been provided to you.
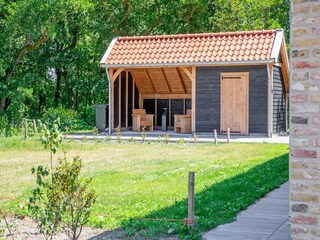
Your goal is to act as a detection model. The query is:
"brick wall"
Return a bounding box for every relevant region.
[290,1,320,239]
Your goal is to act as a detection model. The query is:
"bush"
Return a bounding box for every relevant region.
[42,106,78,132]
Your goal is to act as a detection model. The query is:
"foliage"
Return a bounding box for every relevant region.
[39,119,63,169]
[28,157,96,240]
[42,106,78,132]
[192,133,198,143]
[0,0,290,134]
[115,125,121,143]
[28,122,96,239]
[140,126,147,143]
[163,133,170,144]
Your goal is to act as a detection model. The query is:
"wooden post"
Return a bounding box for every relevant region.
[33,119,38,135]
[126,71,128,128]
[214,130,218,144]
[24,119,28,139]
[227,128,230,143]
[188,172,195,228]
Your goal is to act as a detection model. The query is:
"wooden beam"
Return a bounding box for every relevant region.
[159,68,171,93]
[139,94,143,109]
[112,68,125,82]
[180,67,193,81]
[175,68,187,93]
[126,71,128,128]
[132,76,135,110]
[140,93,191,99]
[155,99,157,127]
[169,99,172,127]
[111,80,114,130]
[191,66,196,132]
[144,69,156,93]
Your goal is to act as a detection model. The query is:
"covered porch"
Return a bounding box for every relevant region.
[107,66,196,133]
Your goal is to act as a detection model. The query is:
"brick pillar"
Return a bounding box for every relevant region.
[290,1,320,239]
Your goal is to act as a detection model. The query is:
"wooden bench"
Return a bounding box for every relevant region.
[132,109,154,132]
[174,109,192,134]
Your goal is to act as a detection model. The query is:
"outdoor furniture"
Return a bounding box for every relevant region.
[174,109,192,134]
[132,109,154,131]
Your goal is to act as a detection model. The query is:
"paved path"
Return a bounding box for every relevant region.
[69,131,289,144]
[203,182,289,240]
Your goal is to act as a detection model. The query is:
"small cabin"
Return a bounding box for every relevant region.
[100,29,289,137]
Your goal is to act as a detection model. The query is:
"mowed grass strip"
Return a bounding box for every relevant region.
[0,137,289,234]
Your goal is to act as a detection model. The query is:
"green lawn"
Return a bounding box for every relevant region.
[0,136,289,237]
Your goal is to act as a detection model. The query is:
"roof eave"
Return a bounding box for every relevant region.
[270,29,283,61]
[100,37,119,67]
[102,60,275,69]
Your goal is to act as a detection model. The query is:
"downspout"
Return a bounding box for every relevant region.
[266,64,273,138]
[106,68,112,135]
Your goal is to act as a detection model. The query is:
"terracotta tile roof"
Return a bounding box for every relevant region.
[101,29,282,67]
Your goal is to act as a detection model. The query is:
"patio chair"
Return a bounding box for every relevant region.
[174,109,192,134]
[132,109,154,131]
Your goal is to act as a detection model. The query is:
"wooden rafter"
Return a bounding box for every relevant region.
[144,69,156,93]
[175,67,186,93]
[159,68,171,93]
[129,71,142,93]
[180,67,193,81]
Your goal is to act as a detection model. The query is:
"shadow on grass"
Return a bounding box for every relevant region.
[89,153,288,239]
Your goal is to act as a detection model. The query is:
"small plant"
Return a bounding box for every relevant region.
[39,119,63,170]
[115,126,121,143]
[193,133,198,143]
[0,210,14,240]
[92,127,99,137]
[178,138,185,144]
[157,136,162,143]
[129,137,137,143]
[141,126,147,143]
[28,157,96,240]
[104,135,111,142]
[163,133,170,144]
[82,135,88,143]
[28,121,96,240]
[64,126,70,141]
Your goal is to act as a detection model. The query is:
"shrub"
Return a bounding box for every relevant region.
[42,106,77,132]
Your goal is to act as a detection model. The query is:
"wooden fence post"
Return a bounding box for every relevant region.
[227,128,230,143]
[214,129,217,145]
[24,119,28,139]
[33,119,38,135]
[188,172,195,228]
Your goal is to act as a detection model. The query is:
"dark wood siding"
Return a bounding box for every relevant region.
[273,66,286,133]
[196,65,268,133]
[113,72,138,128]
[120,72,126,127]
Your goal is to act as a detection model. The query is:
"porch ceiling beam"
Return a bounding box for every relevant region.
[159,68,172,93]
[175,67,186,93]
[144,69,156,93]
[140,93,191,99]
[180,67,193,81]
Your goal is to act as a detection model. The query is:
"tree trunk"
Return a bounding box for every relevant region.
[54,69,62,106]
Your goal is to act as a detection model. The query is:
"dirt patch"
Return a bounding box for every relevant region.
[0,216,179,240]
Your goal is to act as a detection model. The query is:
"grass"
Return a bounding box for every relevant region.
[0,136,289,238]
